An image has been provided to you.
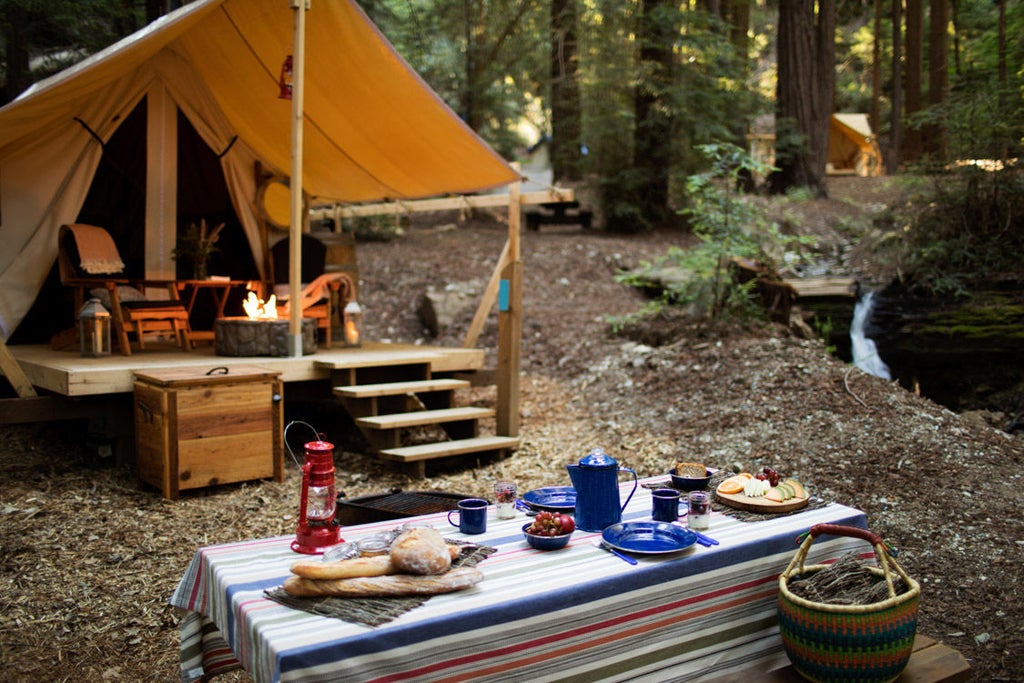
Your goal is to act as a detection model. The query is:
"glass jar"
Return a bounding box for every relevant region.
[688,491,711,530]
[494,481,517,519]
[356,534,391,557]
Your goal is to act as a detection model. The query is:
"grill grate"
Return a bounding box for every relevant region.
[335,490,470,525]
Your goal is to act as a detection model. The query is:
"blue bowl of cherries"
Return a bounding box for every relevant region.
[523,511,575,550]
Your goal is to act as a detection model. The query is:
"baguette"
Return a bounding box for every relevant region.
[282,566,484,598]
[290,554,393,580]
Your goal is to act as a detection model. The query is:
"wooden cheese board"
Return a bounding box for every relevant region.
[715,490,809,514]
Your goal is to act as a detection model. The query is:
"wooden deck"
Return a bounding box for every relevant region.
[7,341,485,398]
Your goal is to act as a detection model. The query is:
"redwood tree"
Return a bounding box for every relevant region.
[769,0,835,198]
[926,0,949,160]
[550,0,583,182]
[904,0,924,162]
[633,0,680,228]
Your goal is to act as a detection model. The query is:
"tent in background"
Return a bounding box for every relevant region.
[828,113,883,177]
[0,0,519,340]
[748,113,884,180]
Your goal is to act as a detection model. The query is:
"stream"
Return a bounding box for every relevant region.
[837,286,1024,429]
[850,291,890,380]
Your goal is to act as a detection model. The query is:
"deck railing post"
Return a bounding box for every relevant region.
[496,170,522,436]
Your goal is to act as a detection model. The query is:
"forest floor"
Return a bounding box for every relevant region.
[1,176,1022,681]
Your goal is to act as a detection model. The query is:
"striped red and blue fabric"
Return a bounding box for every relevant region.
[170,479,870,683]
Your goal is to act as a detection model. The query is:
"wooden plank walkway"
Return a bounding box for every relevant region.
[785,276,859,298]
[704,634,970,683]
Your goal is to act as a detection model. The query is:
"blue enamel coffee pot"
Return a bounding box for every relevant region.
[566,447,638,532]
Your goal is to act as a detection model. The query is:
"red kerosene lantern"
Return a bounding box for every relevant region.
[291,438,342,554]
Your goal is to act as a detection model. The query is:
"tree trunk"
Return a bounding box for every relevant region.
[726,0,751,53]
[2,5,31,104]
[926,0,949,161]
[769,0,833,198]
[460,0,486,131]
[951,0,962,77]
[725,0,752,150]
[550,0,583,182]
[904,0,923,162]
[887,0,903,173]
[871,0,883,171]
[633,0,679,228]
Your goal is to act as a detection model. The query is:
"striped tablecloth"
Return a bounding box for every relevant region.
[170,480,869,683]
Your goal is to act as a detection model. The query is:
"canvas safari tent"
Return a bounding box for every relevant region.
[828,113,883,177]
[748,113,884,179]
[0,0,520,341]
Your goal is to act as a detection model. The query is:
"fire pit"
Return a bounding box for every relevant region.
[214,317,317,356]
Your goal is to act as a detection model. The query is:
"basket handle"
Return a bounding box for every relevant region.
[807,523,884,547]
[782,524,911,603]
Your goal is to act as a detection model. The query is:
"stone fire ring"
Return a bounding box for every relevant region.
[214,317,318,356]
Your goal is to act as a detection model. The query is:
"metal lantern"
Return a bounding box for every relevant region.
[343,300,363,347]
[79,298,111,357]
[291,438,342,554]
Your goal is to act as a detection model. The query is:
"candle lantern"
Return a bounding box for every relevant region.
[343,300,363,347]
[79,298,111,357]
[278,55,294,100]
[291,438,342,554]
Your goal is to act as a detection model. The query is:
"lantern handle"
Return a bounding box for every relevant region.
[206,366,229,375]
[284,420,322,468]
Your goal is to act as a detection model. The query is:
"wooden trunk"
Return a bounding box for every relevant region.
[133,365,284,499]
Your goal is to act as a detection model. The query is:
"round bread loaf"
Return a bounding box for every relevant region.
[389,527,452,575]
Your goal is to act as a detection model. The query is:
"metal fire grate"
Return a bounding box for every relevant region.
[335,489,470,525]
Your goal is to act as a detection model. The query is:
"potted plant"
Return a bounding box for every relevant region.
[173,219,225,280]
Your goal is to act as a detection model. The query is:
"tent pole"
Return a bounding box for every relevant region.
[287,0,310,357]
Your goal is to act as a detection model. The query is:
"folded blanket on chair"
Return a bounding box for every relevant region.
[68,224,125,275]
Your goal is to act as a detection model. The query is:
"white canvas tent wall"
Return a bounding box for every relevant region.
[0,0,519,339]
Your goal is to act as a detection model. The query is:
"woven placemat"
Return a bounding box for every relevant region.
[265,543,496,628]
[643,470,829,522]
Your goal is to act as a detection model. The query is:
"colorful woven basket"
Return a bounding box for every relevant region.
[777,524,921,683]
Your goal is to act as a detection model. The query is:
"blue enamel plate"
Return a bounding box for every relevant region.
[522,486,576,512]
[601,521,697,555]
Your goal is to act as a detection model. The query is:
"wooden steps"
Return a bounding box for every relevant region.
[332,369,516,477]
[356,406,494,430]
[336,378,469,399]
[379,435,520,464]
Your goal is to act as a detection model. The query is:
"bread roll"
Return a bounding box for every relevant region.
[674,461,707,478]
[282,567,484,598]
[390,527,452,575]
[290,554,394,580]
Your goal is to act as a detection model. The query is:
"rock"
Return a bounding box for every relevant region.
[417,282,479,336]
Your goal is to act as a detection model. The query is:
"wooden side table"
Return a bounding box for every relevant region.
[174,279,250,343]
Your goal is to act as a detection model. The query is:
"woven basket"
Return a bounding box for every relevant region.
[777,524,921,683]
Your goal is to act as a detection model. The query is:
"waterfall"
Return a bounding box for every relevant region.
[851,291,891,380]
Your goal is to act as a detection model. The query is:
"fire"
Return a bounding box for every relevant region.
[243,291,277,320]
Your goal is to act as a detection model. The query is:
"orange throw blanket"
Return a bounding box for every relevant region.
[67,224,125,275]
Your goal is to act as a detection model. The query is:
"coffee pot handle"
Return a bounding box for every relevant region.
[619,467,638,513]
